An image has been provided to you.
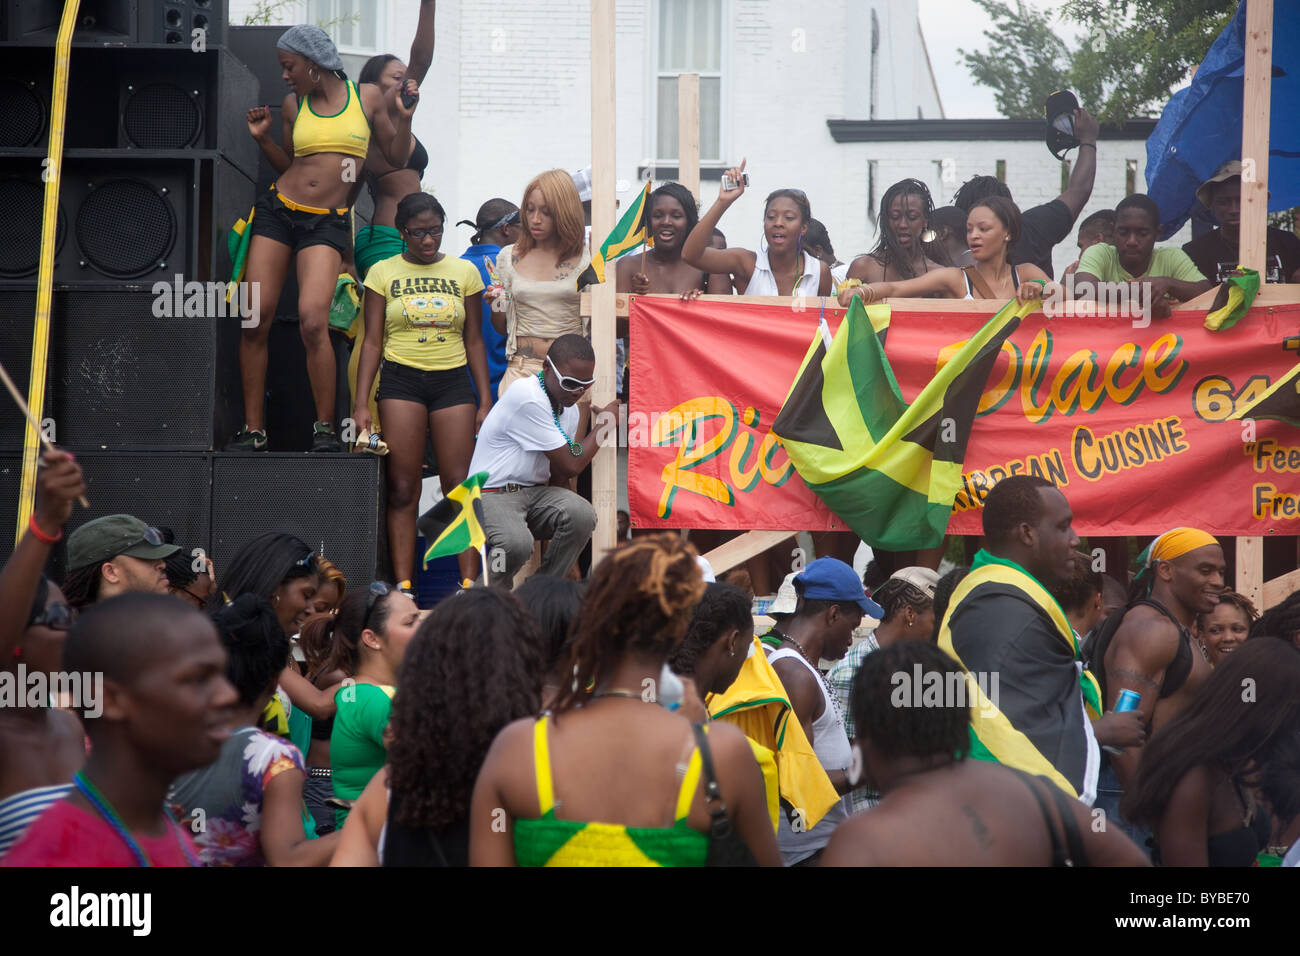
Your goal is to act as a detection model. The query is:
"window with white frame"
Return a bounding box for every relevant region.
[655,0,723,163]
[305,0,379,54]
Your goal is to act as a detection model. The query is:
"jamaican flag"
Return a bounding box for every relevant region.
[1204,267,1260,331]
[576,181,651,289]
[418,471,488,563]
[1229,359,1300,427]
[772,295,1037,551]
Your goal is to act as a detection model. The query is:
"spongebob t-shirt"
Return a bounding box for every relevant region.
[363,254,486,371]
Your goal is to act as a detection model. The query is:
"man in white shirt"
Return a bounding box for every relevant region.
[468,334,616,584]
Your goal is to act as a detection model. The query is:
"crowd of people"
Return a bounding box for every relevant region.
[3,452,1299,868]
[3,12,1298,870]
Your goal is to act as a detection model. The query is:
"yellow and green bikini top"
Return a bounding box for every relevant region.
[512,714,711,867]
[293,79,371,160]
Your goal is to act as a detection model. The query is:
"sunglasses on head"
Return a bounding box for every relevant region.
[137,526,165,548]
[362,580,393,632]
[294,553,318,571]
[28,602,77,632]
[546,354,595,393]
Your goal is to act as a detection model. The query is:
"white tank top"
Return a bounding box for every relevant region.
[746,246,822,296]
[768,647,851,864]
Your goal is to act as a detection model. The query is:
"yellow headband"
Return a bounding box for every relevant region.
[1149,527,1220,564]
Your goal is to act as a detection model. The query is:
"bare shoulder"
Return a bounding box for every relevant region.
[1113,605,1180,649]
[821,811,890,866]
[280,92,298,116]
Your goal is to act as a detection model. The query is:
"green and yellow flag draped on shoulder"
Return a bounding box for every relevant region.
[419,471,488,563]
[576,181,652,288]
[937,550,1102,798]
[772,295,1038,551]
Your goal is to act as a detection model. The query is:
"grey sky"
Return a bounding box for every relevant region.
[918,0,1089,119]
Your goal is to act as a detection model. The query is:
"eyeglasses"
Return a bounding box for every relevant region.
[28,602,77,632]
[362,580,393,632]
[405,227,443,240]
[546,354,595,393]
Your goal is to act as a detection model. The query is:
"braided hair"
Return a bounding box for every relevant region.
[669,582,752,677]
[551,535,707,714]
[210,594,289,707]
[868,178,949,279]
[871,578,933,624]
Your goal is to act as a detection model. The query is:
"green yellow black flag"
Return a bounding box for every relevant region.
[1204,267,1260,331]
[418,471,488,563]
[772,296,1038,551]
[1229,359,1300,427]
[576,181,651,289]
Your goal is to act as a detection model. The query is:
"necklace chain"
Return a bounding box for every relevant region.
[776,631,845,725]
[74,771,197,867]
[537,371,582,456]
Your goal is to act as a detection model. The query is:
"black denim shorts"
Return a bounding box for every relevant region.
[377,360,477,411]
[249,187,351,254]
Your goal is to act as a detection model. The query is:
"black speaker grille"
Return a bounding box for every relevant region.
[49,291,215,451]
[122,83,201,149]
[0,79,45,147]
[75,179,176,278]
[0,178,65,278]
[211,455,384,592]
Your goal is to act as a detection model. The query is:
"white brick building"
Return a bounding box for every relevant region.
[229,0,1188,275]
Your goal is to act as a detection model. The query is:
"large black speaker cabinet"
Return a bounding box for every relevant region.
[0,46,256,177]
[0,154,253,287]
[1,0,228,48]
[0,451,212,580]
[0,288,242,452]
[210,453,387,592]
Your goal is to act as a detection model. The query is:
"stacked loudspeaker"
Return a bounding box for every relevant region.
[0,3,385,589]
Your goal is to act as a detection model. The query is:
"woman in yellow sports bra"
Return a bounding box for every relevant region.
[231,24,417,454]
[468,535,781,867]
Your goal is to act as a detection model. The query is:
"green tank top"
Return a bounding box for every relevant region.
[512,714,711,867]
[330,682,395,828]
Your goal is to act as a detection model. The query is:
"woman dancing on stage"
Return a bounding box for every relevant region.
[232,24,417,452]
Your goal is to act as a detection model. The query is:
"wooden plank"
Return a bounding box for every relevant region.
[583,286,1300,318]
[1238,534,1264,610]
[702,530,795,575]
[590,0,618,565]
[1240,0,1273,276]
[677,73,700,199]
[1236,0,1273,608]
[1262,566,1300,610]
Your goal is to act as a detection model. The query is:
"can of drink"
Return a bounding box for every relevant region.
[1115,689,1141,713]
[1102,689,1143,756]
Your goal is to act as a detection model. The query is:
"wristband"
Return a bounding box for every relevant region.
[1079,143,1096,150]
[28,514,63,545]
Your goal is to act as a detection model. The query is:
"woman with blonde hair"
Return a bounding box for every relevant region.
[484,169,591,398]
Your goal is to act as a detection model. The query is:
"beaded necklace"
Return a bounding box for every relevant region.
[73,771,198,867]
[779,632,846,726]
[536,370,582,456]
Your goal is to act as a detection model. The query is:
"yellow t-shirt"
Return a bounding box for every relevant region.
[363,254,486,371]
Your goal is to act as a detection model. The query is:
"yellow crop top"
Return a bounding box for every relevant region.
[293,80,371,160]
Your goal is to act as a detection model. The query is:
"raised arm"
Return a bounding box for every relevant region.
[363,80,416,168]
[405,0,437,85]
[1058,109,1099,220]
[0,449,86,659]
[681,161,757,285]
[246,96,295,175]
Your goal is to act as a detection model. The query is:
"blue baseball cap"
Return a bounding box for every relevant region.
[794,557,884,618]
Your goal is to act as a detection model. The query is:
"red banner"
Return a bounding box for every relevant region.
[628,295,1300,537]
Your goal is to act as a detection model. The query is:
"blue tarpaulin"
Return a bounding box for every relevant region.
[1146,0,1300,239]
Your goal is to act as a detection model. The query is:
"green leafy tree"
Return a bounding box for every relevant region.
[959,0,1101,119]
[962,0,1238,123]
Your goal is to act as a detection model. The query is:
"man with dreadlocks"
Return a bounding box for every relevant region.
[1086,527,1223,851]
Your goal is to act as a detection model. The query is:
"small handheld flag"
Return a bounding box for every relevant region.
[484,256,501,287]
[576,181,652,289]
[418,471,489,564]
[1204,267,1260,332]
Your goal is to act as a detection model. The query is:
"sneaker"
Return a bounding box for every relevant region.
[311,422,342,453]
[226,426,268,451]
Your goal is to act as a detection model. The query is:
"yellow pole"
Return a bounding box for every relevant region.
[15,0,81,546]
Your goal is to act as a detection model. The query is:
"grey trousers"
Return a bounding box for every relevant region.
[480,485,597,584]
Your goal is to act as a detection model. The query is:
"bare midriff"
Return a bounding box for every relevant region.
[514,336,555,360]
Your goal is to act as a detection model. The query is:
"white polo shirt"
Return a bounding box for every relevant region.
[469,374,580,488]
